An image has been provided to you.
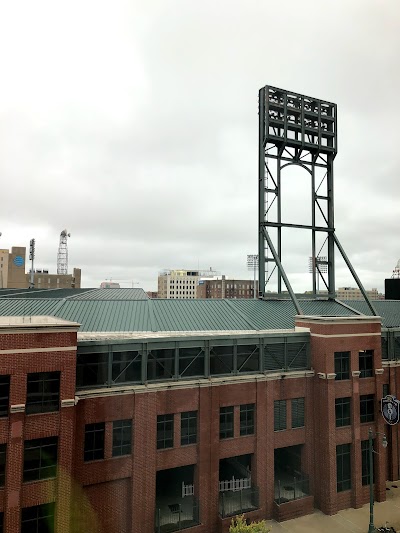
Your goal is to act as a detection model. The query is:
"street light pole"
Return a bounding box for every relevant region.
[368,427,374,533]
[368,427,388,533]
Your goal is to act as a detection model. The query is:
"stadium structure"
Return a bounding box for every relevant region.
[0,86,399,533]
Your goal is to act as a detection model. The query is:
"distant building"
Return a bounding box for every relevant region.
[0,246,81,289]
[146,291,158,298]
[100,281,120,289]
[197,276,258,299]
[304,287,383,300]
[158,270,201,299]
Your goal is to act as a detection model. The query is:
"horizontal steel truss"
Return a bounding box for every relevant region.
[258,86,376,316]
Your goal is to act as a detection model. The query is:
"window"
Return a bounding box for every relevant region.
[291,398,305,428]
[0,444,6,486]
[21,503,55,533]
[240,404,255,436]
[383,383,390,398]
[335,398,351,427]
[336,443,351,492]
[147,349,175,381]
[0,512,3,533]
[0,376,10,417]
[359,350,373,378]
[361,439,374,486]
[237,345,260,373]
[360,395,375,423]
[274,400,287,431]
[84,423,105,461]
[157,414,174,449]
[181,411,197,445]
[76,352,108,388]
[210,346,234,375]
[112,420,132,457]
[220,406,234,439]
[26,372,60,414]
[334,352,350,380]
[179,347,205,378]
[23,437,58,482]
[112,351,141,384]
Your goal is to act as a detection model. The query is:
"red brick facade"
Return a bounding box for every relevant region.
[0,315,398,532]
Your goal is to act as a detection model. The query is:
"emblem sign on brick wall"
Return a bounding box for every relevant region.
[381,395,400,425]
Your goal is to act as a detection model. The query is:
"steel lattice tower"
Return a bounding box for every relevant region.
[57,229,70,275]
[258,85,376,315]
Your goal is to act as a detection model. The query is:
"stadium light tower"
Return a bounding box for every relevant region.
[57,230,70,275]
[258,85,376,315]
[247,254,258,299]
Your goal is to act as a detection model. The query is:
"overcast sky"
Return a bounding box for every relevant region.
[0,0,399,293]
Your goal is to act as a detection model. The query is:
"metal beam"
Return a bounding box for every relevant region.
[262,227,303,315]
[333,233,377,316]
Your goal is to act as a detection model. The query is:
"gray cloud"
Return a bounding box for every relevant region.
[0,0,399,293]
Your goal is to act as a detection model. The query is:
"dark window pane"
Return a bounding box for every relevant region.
[0,376,10,417]
[291,398,305,428]
[21,503,55,533]
[210,346,234,376]
[112,420,132,457]
[181,411,197,445]
[336,443,351,492]
[77,353,108,388]
[237,345,260,373]
[112,351,141,384]
[23,437,58,482]
[335,352,350,380]
[383,384,390,398]
[335,398,351,427]
[179,348,205,378]
[0,444,6,487]
[26,372,60,414]
[84,423,105,461]
[147,349,175,381]
[240,404,255,436]
[157,414,174,449]
[359,350,373,378]
[360,394,375,423]
[220,406,234,439]
[274,400,286,431]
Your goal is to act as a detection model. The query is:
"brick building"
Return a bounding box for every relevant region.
[0,291,399,532]
[197,277,258,299]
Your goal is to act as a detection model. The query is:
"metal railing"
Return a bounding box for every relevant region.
[219,476,252,492]
[219,487,259,518]
[274,474,310,504]
[155,498,199,533]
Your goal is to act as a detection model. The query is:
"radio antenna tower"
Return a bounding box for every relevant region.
[57,229,70,275]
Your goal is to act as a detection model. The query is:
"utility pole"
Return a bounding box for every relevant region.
[29,239,35,289]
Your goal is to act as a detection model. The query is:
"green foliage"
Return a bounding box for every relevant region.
[229,514,271,533]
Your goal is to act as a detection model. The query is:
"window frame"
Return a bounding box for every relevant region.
[361,439,374,486]
[335,397,351,428]
[359,350,373,378]
[219,406,234,439]
[334,351,350,380]
[274,400,287,432]
[291,397,305,429]
[180,411,198,446]
[0,444,6,487]
[84,422,105,462]
[112,419,132,457]
[21,503,55,533]
[0,376,10,417]
[157,414,174,450]
[240,404,255,436]
[26,372,60,415]
[360,394,375,424]
[23,436,58,482]
[336,443,351,492]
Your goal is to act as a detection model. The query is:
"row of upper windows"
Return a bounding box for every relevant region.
[334,350,374,380]
[0,372,60,417]
[335,394,376,426]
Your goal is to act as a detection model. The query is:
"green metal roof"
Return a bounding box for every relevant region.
[0,287,148,300]
[341,300,400,328]
[69,288,149,300]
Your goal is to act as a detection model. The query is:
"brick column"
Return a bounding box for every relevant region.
[254,379,268,517]
[5,412,24,533]
[132,392,157,533]
[56,404,76,532]
[351,372,362,508]
[314,375,337,515]
[375,370,387,503]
